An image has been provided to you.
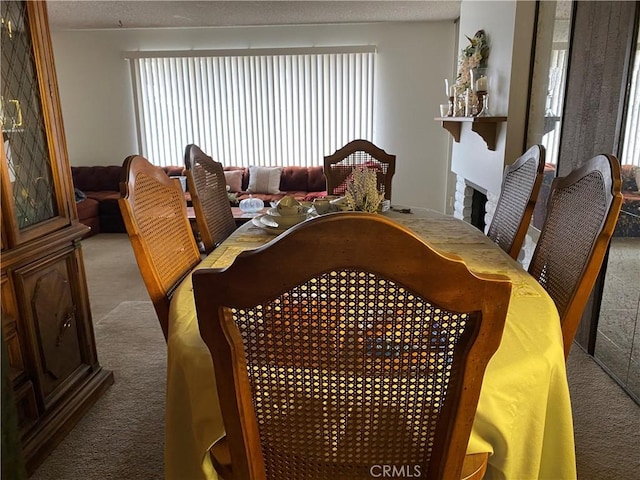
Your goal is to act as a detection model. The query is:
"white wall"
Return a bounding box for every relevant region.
[451,0,535,195]
[51,21,457,212]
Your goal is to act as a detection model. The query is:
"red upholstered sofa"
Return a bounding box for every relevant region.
[71,165,185,237]
[71,165,328,237]
[223,166,327,205]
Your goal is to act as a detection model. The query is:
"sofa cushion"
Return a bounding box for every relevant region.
[224,170,244,193]
[75,197,100,238]
[248,166,283,194]
[303,191,328,201]
[279,167,309,191]
[307,166,327,192]
[224,167,250,190]
[76,197,99,219]
[72,166,122,192]
[236,192,309,204]
[84,190,121,202]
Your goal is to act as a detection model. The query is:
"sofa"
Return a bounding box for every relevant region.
[71,165,185,237]
[532,163,640,237]
[71,164,328,237]
[223,166,327,205]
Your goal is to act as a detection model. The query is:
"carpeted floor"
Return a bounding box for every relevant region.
[567,347,640,479]
[30,301,166,480]
[30,233,640,479]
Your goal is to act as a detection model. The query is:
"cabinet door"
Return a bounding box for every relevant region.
[1,275,39,431]
[1,0,73,247]
[13,248,93,410]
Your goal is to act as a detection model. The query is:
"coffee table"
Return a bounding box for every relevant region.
[230,206,268,226]
[187,206,268,228]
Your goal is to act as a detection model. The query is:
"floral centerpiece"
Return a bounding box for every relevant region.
[344,167,384,213]
[456,29,489,90]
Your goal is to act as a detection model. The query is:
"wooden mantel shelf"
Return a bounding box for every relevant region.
[435,116,507,151]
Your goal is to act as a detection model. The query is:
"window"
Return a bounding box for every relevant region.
[526,0,573,167]
[620,40,640,167]
[126,47,376,168]
[541,48,568,166]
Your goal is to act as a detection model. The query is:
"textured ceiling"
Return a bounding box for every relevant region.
[47,1,461,30]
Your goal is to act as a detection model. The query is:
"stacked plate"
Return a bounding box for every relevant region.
[252,206,312,234]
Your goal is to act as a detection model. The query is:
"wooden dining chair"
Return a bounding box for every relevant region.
[193,212,512,480]
[324,139,396,201]
[486,144,545,260]
[119,155,201,340]
[184,144,237,253]
[528,154,623,359]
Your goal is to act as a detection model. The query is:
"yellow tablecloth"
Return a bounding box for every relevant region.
[165,210,576,480]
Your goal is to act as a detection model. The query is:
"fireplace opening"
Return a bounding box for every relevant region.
[470,188,488,232]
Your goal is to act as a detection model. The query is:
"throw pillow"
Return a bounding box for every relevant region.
[224,170,244,193]
[247,166,283,194]
[634,167,640,193]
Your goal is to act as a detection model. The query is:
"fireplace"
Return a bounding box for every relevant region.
[470,188,488,231]
[452,173,536,265]
[452,175,496,233]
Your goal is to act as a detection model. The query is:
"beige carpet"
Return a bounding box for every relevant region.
[30,301,166,480]
[29,233,640,479]
[567,347,640,479]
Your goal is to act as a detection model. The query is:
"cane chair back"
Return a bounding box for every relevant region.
[324,139,396,200]
[193,213,511,480]
[487,145,545,260]
[119,155,201,340]
[184,144,237,253]
[528,154,622,359]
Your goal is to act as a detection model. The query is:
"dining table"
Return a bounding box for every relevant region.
[165,208,577,480]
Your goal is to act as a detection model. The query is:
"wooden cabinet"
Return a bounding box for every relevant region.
[0,1,113,473]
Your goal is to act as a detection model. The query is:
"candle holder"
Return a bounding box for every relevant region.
[464,88,474,117]
[453,85,466,116]
[444,79,456,116]
[447,96,455,116]
[471,67,491,117]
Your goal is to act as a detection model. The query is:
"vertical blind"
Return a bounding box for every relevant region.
[127,48,376,167]
[621,44,640,167]
[541,48,568,166]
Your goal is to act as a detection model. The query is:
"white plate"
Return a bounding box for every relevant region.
[251,215,287,235]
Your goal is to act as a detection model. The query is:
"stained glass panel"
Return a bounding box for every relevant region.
[1,0,56,229]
